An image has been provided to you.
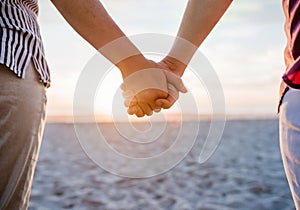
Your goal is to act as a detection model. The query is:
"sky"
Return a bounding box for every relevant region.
[38,0,286,120]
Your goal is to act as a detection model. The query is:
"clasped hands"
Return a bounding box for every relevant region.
[120,57,187,117]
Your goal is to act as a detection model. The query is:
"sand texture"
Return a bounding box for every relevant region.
[29,119,295,210]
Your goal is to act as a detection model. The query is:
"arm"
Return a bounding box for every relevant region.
[50,0,177,117]
[153,0,232,109]
[125,0,232,114]
[50,0,150,78]
[161,0,233,77]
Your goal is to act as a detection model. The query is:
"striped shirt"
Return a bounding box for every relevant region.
[0,0,50,87]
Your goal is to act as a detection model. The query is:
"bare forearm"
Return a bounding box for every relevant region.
[178,0,232,47]
[51,0,125,49]
[50,0,148,78]
[166,0,232,75]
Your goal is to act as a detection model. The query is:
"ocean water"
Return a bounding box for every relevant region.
[29,119,295,210]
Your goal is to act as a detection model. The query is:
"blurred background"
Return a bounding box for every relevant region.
[29,1,296,209]
[39,0,286,121]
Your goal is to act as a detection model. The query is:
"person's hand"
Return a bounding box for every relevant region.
[158,56,187,77]
[122,80,184,116]
[120,60,170,117]
[121,59,187,117]
[153,56,188,109]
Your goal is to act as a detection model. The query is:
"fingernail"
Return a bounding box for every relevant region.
[154,108,161,113]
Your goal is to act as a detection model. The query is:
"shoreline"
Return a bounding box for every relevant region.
[46,114,278,124]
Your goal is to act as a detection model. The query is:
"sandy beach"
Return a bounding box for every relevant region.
[29,119,295,210]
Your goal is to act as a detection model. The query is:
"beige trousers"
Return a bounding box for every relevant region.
[280,88,300,210]
[0,62,47,210]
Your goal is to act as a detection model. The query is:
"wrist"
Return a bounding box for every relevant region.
[117,54,152,79]
[160,56,186,77]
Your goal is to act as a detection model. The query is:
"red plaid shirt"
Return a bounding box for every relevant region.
[281,0,300,92]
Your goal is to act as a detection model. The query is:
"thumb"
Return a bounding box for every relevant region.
[167,83,179,101]
[155,83,178,109]
[155,96,175,109]
[164,70,187,93]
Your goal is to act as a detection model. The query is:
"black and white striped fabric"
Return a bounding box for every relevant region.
[0,0,50,87]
